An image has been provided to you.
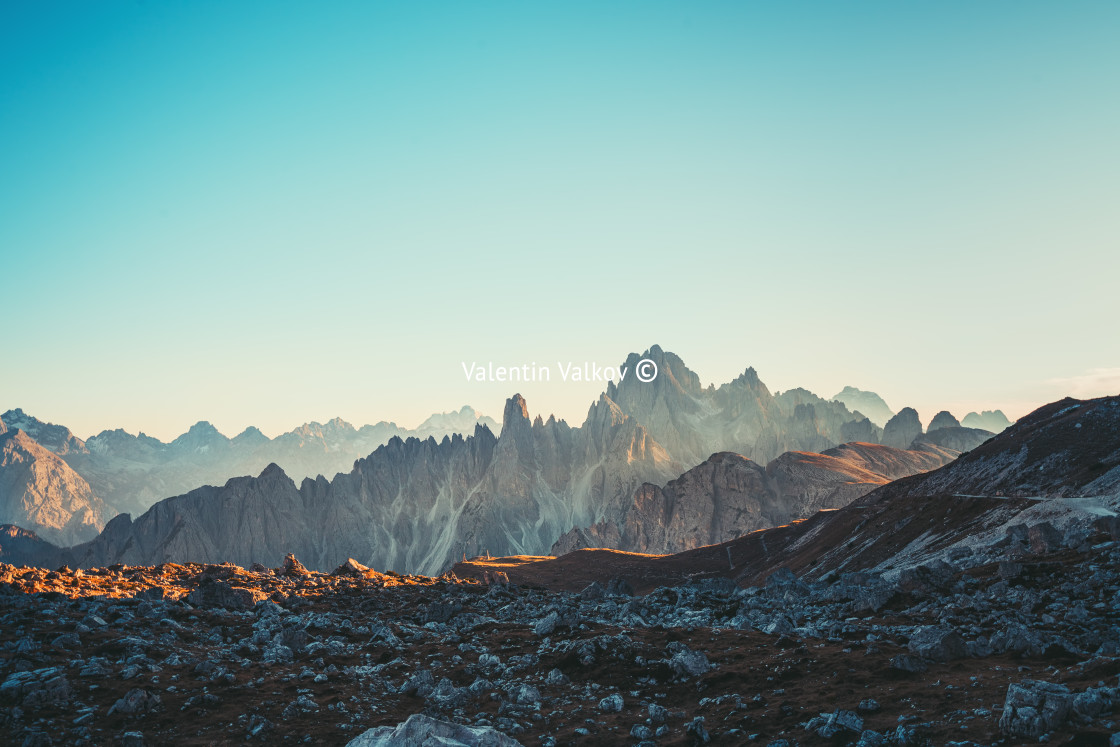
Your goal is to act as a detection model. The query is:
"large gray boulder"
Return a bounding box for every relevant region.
[908,626,968,661]
[345,713,523,747]
[999,680,1073,738]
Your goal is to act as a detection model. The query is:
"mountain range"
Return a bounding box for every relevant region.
[1,345,1000,573]
[0,405,497,520]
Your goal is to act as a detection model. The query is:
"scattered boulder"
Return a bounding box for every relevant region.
[598,693,624,713]
[108,688,161,717]
[908,626,968,662]
[999,680,1073,738]
[889,654,928,673]
[1028,522,1063,554]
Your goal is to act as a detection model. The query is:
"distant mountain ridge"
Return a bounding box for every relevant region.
[1,406,499,517]
[2,346,1000,574]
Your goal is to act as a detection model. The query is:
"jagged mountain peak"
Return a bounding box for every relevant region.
[502,393,531,429]
[232,426,268,444]
[169,421,229,452]
[961,409,1013,433]
[927,410,961,432]
[258,462,288,480]
[0,408,88,455]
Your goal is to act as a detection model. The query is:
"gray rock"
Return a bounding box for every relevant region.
[514,684,540,706]
[908,626,968,661]
[598,693,624,713]
[345,713,523,746]
[544,669,569,686]
[857,698,881,713]
[533,612,558,636]
[686,716,710,743]
[1028,522,1062,554]
[667,645,712,678]
[108,688,161,717]
[580,581,605,601]
[999,680,1073,738]
[816,709,863,738]
[889,654,928,673]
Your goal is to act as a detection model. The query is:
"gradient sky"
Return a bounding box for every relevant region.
[2,2,1118,441]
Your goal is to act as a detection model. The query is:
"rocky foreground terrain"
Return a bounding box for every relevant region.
[3,506,1119,747]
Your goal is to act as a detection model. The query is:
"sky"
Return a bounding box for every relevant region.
[2,1,1118,441]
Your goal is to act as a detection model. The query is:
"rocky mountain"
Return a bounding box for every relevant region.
[674,394,1120,591]
[962,408,1013,433]
[0,429,108,546]
[551,442,958,556]
[0,524,61,567]
[3,407,499,517]
[926,409,960,431]
[35,393,676,575]
[911,425,994,453]
[2,345,1011,575]
[830,386,894,427]
[880,406,923,449]
[602,346,882,467]
[0,409,87,455]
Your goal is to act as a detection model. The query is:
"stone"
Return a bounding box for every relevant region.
[533,611,558,636]
[1028,522,1062,554]
[108,688,161,717]
[889,654,928,673]
[908,626,968,661]
[331,558,372,576]
[120,732,145,747]
[686,716,710,743]
[667,645,712,678]
[816,709,863,738]
[580,581,605,601]
[857,698,881,713]
[999,680,1073,738]
[280,554,311,578]
[598,693,624,713]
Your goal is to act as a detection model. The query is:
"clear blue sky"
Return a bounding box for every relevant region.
[2,1,1118,440]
